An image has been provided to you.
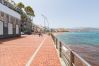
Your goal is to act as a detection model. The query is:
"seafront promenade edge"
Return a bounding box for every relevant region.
[51,33,92,66]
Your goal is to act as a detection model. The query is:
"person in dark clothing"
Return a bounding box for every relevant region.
[38,32,43,37]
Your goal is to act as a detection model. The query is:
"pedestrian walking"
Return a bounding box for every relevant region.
[38,32,43,37]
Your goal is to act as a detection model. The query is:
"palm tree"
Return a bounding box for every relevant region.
[16,2,35,33]
[16,2,24,9]
[24,6,35,34]
[25,6,35,17]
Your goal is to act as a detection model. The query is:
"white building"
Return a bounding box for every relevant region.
[0,0,21,38]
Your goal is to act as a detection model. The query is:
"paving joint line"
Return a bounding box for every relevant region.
[25,36,47,66]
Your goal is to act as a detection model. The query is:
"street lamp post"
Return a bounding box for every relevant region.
[41,14,50,32]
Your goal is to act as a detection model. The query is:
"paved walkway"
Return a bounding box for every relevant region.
[0,35,61,66]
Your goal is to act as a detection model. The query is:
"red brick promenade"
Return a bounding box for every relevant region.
[0,35,61,66]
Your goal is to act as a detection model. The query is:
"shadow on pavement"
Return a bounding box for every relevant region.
[0,36,26,44]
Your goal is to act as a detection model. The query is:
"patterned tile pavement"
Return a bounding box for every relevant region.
[0,35,61,66]
[30,36,61,66]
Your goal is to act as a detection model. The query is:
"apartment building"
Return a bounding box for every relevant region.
[0,0,21,38]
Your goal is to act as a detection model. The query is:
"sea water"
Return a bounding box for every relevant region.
[57,32,99,46]
[56,32,99,66]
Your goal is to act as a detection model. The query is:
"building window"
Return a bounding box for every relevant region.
[0,0,4,4]
[9,16,11,23]
[16,19,20,25]
[13,18,16,25]
[10,16,12,23]
[0,0,2,3]
[13,17,16,28]
[16,19,18,25]
[10,16,14,24]
[0,11,1,21]
[18,20,20,25]
[6,14,9,23]
[1,12,4,17]
[0,12,4,21]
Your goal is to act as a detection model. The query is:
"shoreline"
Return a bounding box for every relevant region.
[52,32,65,36]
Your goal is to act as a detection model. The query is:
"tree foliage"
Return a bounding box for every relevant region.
[16,2,24,9]
[25,6,35,17]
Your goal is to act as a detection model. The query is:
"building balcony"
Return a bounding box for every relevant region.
[0,0,3,4]
[0,0,22,14]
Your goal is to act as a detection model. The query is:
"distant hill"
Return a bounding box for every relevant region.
[68,28,99,32]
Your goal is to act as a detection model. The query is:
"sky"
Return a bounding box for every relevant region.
[14,0,99,28]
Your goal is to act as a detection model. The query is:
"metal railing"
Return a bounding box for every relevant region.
[51,34,91,66]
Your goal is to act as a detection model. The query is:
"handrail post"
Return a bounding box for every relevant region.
[59,42,62,57]
[56,39,58,49]
[70,51,74,66]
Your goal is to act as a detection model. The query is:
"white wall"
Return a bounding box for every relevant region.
[0,3,21,20]
[8,23,13,34]
[16,25,19,34]
[0,21,3,35]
